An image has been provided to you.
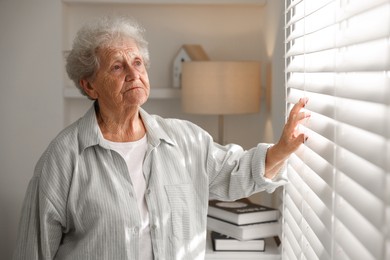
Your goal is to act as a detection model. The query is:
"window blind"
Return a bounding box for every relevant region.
[283,0,390,259]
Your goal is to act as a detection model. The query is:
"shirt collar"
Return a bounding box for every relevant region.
[139,107,176,147]
[77,102,100,153]
[77,103,175,154]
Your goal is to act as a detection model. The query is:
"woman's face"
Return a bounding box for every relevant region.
[87,38,150,111]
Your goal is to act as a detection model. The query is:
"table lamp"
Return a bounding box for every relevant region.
[181,61,261,144]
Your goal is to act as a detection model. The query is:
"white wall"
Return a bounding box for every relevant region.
[0,0,62,259]
[266,0,287,141]
[250,0,286,208]
[0,0,285,258]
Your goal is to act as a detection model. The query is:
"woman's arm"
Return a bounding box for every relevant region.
[13,176,63,260]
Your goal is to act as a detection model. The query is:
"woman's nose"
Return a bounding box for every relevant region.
[125,66,139,82]
[125,74,133,82]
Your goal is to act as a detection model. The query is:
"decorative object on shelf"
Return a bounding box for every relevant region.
[211,231,265,252]
[181,61,261,144]
[208,198,279,226]
[172,44,209,88]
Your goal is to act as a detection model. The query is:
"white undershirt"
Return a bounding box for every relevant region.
[104,135,153,260]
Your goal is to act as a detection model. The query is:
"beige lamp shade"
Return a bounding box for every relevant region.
[181,61,261,115]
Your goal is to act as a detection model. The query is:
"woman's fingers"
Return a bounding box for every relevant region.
[272,97,311,161]
[287,98,310,132]
[289,97,308,117]
[283,98,311,148]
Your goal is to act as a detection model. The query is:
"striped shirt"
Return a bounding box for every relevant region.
[13,104,287,260]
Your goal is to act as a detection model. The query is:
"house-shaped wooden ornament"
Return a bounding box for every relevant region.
[172,44,209,88]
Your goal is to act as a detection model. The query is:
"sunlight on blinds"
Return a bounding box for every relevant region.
[283,0,390,259]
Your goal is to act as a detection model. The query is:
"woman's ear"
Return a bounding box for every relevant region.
[80,79,98,100]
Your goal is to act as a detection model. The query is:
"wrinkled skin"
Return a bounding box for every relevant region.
[80,38,149,142]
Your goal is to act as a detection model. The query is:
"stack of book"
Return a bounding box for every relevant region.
[207,198,280,252]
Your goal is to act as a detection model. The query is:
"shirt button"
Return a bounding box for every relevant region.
[146,189,151,195]
[151,224,157,230]
[133,227,139,234]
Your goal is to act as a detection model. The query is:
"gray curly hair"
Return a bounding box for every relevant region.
[65,16,150,98]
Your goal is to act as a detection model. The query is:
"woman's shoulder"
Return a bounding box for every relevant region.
[150,113,202,131]
[156,115,211,137]
[31,120,83,208]
[49,120,81,153]
[34,120,81,177]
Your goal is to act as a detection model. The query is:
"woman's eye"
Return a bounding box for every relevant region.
[135,60,143,67]
[112,64,122,71]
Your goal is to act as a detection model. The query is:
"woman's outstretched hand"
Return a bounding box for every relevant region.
[264,98,310,179]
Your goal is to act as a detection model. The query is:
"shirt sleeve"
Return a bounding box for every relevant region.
[207,142,288,201]
[13,176,63,260]
[252,143,288,193]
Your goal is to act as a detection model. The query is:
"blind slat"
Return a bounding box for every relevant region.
[287,72,389,104]
[301,234,322,260]
[334,216,379,260]
[284,207,303,256]
[287,1,389,44]
[286,164,305,207]
[287,3,390,55]
[303,1,336,35]
[337,3,390,47]
[295,146,334,188]
[284,206,302,244]
[288,88,389,137]
[287,39,390,72]
[283,225,300,260]
[286,0,303,12]
[303,113,335,142]
[336,99,388,137]
[334,72,389,104]
[337,0,389,21]
[302,203,332,256]
[337,122,387,168]
[336,147,385,200]
[337,169,385,230]
[294,161,334,214]
[336,38,390,72]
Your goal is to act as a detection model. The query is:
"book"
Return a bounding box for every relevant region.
[207,216,280,241]
[208,198,279,225]
[211,231,265,252]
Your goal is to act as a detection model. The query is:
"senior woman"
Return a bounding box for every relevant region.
[14,16,309,260]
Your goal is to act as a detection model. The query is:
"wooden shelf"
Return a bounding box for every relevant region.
[62,0,267,6]
[63,87,181,99]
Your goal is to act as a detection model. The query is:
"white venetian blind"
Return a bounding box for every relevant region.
[283,0,390,260]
